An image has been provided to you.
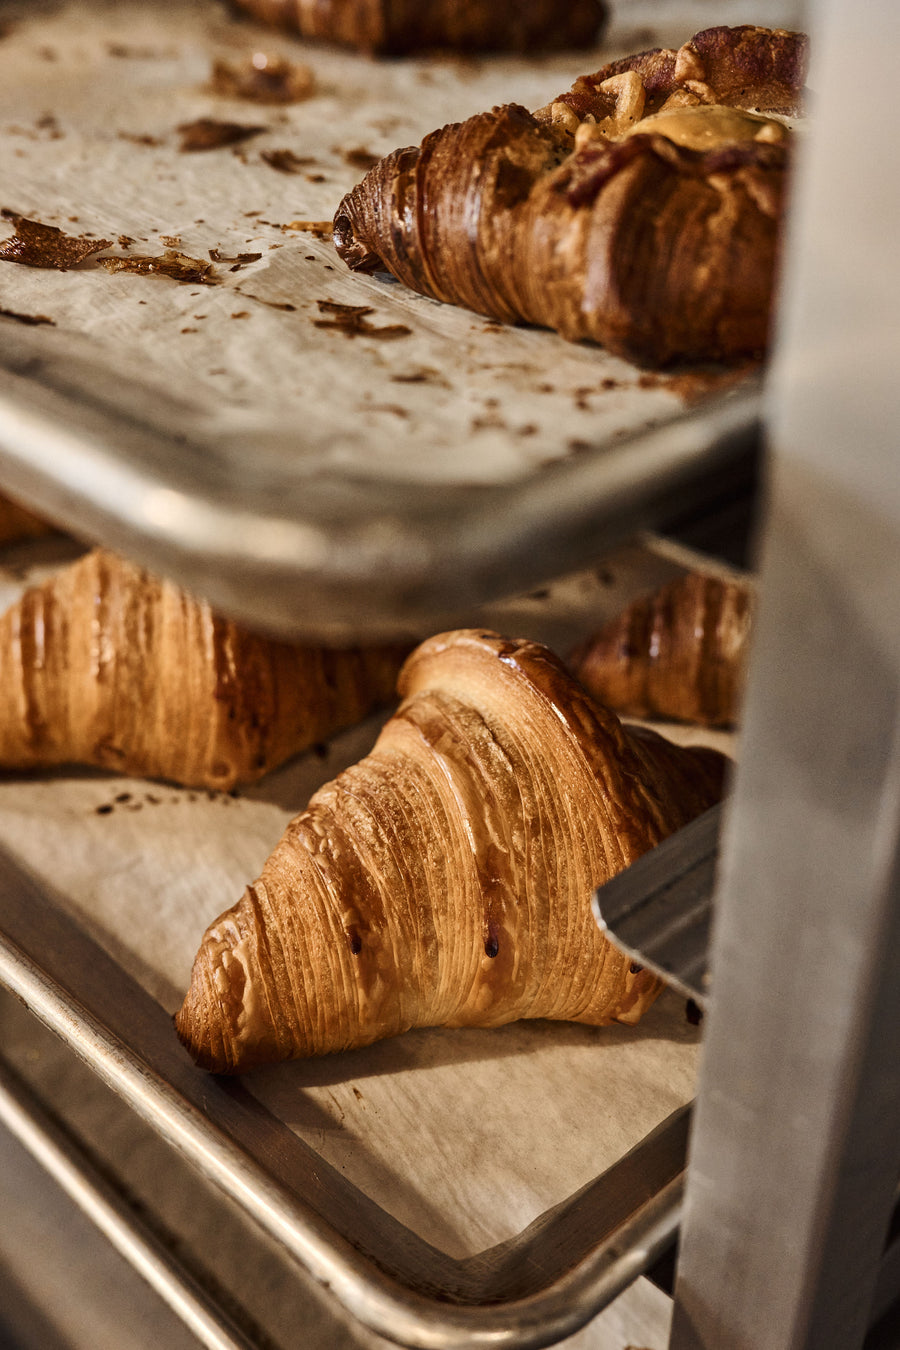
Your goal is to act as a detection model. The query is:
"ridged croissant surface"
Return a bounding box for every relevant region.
[334,25,808,366]
[569,573,753,728]
[0,548,409,790]
[175,630,725,1072]
[233,0,606,55]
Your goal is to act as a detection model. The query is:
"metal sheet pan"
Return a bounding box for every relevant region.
[0,0,768,640]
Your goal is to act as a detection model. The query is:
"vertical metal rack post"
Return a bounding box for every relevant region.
[670,1,900,1345]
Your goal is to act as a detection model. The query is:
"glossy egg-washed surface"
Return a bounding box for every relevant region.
[334,25,809,366]
[0,548,409,790]
[175,629,725,1072]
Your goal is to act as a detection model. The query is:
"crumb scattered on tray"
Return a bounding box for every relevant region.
[313,299,412,340]
[0,211,113,269]
[260,148,317,174]
[0,306,55,326]
[98,248,216,284]
[284,219,333,236]
[339,146,380,170]
[177,118,267,152]
[209,248,263,268]
[210,52,315,104]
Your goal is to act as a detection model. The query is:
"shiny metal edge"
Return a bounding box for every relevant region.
[0,328,762,639]
[0,1055,257,1350]
[592,805,721,1007]
[0,889,682,1350]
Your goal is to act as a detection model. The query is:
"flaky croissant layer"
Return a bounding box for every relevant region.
[569,573,753,727]
[176,630,725,1072]
[334,25,809,366]
[0,548,409,789]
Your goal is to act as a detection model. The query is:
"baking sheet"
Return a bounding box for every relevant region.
[0,0,769,639]
[0,529,739,1349]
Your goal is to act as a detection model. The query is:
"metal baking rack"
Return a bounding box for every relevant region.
[2,0,900,1346]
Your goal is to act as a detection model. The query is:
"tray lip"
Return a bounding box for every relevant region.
[0,331,763,640]
[0,840,686,1350]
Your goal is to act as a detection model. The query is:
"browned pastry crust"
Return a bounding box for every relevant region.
[569,572,753,727]
[0,548,410,790]
[334,25,808,366]
[175,628,726,1072]
[0,493,54,546]
[232,0,606,55]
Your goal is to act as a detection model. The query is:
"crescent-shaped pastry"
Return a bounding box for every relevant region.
[334,26,809,366]
[232,0,606,55]
[175,629,726,1072]
[0,548,410,790]
[569,572,753,727]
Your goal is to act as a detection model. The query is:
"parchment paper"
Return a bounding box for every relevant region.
[0,0,760,493]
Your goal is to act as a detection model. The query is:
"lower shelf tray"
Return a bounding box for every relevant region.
[0,841,688,1350]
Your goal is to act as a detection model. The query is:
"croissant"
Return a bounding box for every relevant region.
[0,547,410,790]
[0,493,54,546]
[569,573,753,727]
[175,629,726,1072]
[334,25,808,366]
[231,0,606,55]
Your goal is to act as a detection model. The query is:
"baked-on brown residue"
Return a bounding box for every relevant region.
[261,148,316,173]
[99,249,216,284]
[0,212,113,269]
[210,53,315,103]
[313,299,411,339]
[340,146,380,170]
[284,219,332,235]
[177,118,267,151]
[209,248,263,268]
[0,306,55,326]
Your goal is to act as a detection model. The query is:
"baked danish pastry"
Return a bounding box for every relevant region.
[176,628,725,1072]
[334,25,808,366]
[232,0,606,55]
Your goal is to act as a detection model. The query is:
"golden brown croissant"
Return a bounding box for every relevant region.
[0,548,410,790]
[0,493,54,546]
[569,572,753,727]
[334,25,808,366]
[232,0,606,55]
[175,629,726,1072]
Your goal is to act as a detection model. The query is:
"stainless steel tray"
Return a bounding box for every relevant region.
[0,0,764,641]
[0,842,687,1349]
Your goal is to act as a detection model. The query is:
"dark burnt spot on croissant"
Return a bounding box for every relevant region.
[347,927,363,955]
